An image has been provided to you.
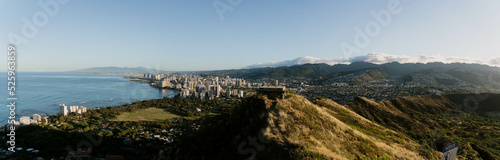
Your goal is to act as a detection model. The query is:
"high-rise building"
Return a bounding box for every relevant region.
[208,90,214,99]
[215,85,221,97]
[236,79,241,87]
[199,91,206,100]
[205,80,213,86]
[195,85,201,93]
[175,84,182,89]
[20,116,31,125]
[160,80,171,88]
[69,105,78,113]
[232,89,238,96]
[191,82,195,90]
[156,74,162,80]
[33,114,41,122]
[226,87,231,98]
[59,104,68,116]
[180,89,190,98]
[79,106,87,113]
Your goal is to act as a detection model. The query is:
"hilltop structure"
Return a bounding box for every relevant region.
[257,86,286,99]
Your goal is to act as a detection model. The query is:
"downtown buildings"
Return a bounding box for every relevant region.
[142,74,248,100]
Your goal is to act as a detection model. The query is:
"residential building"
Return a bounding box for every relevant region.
[33,114,41,122]
[20,116,31,125]
[69,105,78,113]
[59,104,68,116]
[232,89,238,96]
[79,106,87,113]
[160,80,171,88]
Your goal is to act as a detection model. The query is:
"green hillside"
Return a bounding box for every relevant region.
[159,94,434,159]
[346,94,500,159]
[158,93,500,159]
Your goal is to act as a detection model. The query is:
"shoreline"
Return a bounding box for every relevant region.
[0,74,178,126]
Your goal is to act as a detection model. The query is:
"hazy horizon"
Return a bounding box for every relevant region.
[3,52,500,72]
[1,0,500,72]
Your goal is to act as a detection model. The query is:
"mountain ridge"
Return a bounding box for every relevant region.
[159,94,428,159]
[204,61,500,81]
[158,93,500,159]
[244,54,500,69]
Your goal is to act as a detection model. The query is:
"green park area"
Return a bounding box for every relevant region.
[111,108,181,122]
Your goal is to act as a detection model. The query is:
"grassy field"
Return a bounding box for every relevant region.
[110,108,182,122]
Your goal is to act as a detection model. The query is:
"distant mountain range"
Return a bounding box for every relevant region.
[69,66,170,74]
[243,56,347,69]
[244,54,500,69]
[205,61,500,79]
[202,61,500,93]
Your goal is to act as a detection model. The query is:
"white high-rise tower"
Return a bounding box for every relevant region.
[59,104,68,116]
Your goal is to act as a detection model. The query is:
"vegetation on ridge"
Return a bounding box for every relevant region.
[346,94,500,159]
[159,94,427,160]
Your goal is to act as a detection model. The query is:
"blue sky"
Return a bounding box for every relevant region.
[1,0,499,71]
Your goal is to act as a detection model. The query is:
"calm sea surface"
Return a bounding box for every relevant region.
[0,72,176,124]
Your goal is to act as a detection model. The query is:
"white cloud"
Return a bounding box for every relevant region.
[490,57,500,65]
[245,52,500,68]
[416,55,486,64]
[244,56,348,69]
[349,53,492,64]
[348,53,416,64]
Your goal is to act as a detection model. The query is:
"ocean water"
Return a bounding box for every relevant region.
[0,72,176,124]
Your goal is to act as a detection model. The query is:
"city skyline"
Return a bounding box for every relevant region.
[1,0,500,72]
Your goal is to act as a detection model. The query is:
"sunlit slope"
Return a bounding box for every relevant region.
[346,94,500,159]
[270,95,426,159]
[159,94,430,159]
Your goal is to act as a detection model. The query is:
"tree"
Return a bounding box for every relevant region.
[159,123,166,129]
[98,130,113,137]
[80,120,88,127]
[60,124,74,130]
